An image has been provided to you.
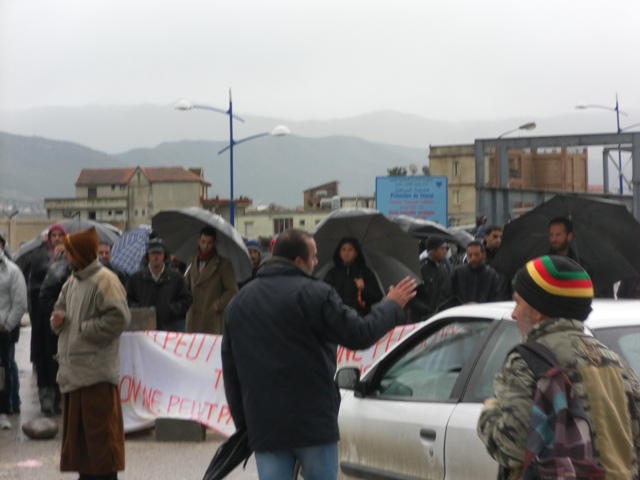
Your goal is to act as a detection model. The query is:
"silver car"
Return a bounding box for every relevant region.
[335,300,640,480]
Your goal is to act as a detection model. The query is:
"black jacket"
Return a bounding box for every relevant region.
[410,256,449,320]
[39,257,71,316]
[125,266,192,331]
[441,263,509,309]
[222,258,405,452]
[323,237,383,315]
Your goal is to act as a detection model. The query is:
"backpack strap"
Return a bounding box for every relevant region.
[512,342,559,378]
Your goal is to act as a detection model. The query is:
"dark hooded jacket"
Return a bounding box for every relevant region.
[440,263,509,310]
[323,237,383,315]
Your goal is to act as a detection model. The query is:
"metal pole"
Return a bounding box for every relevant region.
[228,89,235,226]
[616,94,623,194]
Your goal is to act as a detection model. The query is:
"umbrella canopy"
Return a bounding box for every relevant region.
[12,219,121,263]
[111,225,152,275]
[492,195,640,290]
[151,208,253,283]
[312,208,422,291]
[58,218,122,245]
[390,215,472,248]
[202,427,251,480]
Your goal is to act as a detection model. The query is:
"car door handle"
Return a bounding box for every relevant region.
[420,428,436,441]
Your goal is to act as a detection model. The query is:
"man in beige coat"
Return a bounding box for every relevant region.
[51,226,130,480]
[185,226,238,334]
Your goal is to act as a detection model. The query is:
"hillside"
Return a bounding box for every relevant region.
[0,132,426,207]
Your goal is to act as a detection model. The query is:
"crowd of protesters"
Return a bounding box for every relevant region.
[1,211,640,479]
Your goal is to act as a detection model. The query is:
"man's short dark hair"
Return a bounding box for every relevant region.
[272,229,312,262]
[484,225,503,236]
[98,241,111,248]
[200,226,217,239]
[467,240,486,252]
[549,216,573,234]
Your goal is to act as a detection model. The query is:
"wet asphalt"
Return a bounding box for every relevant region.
[0,316,258,480]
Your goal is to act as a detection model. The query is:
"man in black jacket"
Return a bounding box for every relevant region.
[441,241,509,310]
[409,235,449,321]
[221,229,416,480]
[125,239,192,332]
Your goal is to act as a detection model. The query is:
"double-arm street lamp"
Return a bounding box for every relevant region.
[576,94,640,194]
[175,89,290,226]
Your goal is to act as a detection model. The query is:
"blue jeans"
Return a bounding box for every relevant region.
[9,343,19,410]
[255,442,338,480]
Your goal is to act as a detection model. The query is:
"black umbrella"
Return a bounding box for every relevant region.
[151,208,253,283]
[312,208,422,291]
[202,427,252,480]
[390,215,473,248]
[12,219,121,263]
[492,195,640,290]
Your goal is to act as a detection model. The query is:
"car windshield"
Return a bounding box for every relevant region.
[592,326,640,374]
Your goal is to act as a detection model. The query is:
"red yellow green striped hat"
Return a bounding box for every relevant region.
[513,255,593,321]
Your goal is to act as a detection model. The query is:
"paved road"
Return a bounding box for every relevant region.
[0,318,259,479]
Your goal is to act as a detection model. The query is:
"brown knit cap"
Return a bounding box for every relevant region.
[64,226,99,270]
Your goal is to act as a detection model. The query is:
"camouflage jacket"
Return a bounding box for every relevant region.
[477,318,640,480]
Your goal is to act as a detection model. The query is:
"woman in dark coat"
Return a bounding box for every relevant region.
[323,237,383,315]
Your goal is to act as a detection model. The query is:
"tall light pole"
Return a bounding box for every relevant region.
[175,90,289,226]
[576,94,629,194]
[497,121,537,139]
[491,122,536,224]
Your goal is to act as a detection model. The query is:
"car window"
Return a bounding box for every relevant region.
[592,327,640,374]
[464,321,521,402]
[377,321,490,401]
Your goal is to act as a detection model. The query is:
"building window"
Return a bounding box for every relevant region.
[115,210,123,215]
[452,190,460,205]
[88,187,97,199]
[299,219,306,227]
[453,161,461,177]
[108,210,112,216]
[273,218,293,234]
[88,211,96,220]
[134,209,138,216]
[244,222,254,237]
[111,185,116,190]
[142,209,146,216]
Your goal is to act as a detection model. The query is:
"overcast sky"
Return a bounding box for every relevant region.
[1,0,639,123]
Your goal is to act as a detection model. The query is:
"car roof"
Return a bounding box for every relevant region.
[429,299,640,330]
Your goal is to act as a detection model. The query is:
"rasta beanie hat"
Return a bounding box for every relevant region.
[513,255,594,321]
[64,226,99,270]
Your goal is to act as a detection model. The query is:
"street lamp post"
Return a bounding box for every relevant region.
[575,94,636,194]
[497,121,537,140]
[175,90,289,226]
[492,122,537,224]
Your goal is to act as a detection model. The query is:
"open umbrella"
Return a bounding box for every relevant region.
[390,215,472,248]
[111,225,152,275]
[492,195,640,290]
[151,208,253,283]
[312,208,422,291]
[58,218,122,245]
[202,427,252,480]
[12,219,121,263]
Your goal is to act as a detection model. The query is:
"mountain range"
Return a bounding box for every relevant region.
[0,131,426,208]
[1,105,638,207]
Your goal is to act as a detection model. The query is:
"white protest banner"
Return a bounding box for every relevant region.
[119,330,233,435]
[118,324,421,434]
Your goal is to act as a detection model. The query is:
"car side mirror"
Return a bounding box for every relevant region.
[335,367,360,390]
